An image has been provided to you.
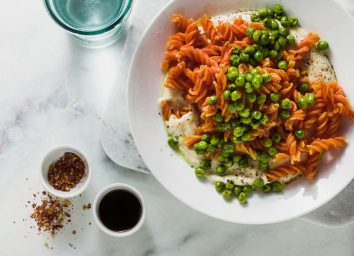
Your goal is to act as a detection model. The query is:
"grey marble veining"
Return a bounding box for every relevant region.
[1,0,354,256]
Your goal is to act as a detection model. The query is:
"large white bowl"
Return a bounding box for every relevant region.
[128,0,354,224]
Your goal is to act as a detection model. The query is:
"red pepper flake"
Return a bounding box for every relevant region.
[30,193,72,237]
[48,152,85,192]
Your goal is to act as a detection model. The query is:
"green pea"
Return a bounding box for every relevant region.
[263,138,273,148]
[278,60,288,70]
[258,152,271,163]
[233,155,242,164]
[207,95,218,105]
[247,93,257,103]
[239,108,250,118]
[231,90,242,101]
[269,35,276,45]
[253,178,264,189]
[317,40,329,51]
[200,134,210,142]
[306,93,316,105]
[270,93,280,103]
[295,130,305,140]
[278,36,287,47]
[216,165,227,175]
[259,161,269,171]
[273,4,283,14]
[289,17,299,27]
[195,167,206,178]
[269,49,278,59]
[222,190,233,200]
[250,120,260,129]
[261,48,269,58]
[241,132,252,141]
[262,184,272,193]
[233,137,244,144]
[287,34,296,46]
[215,182,225,192]
[226,181,235,190]
[268,146,278,156]
[238,157,249,168]
[257,94,267,104]
[252,74,263,88]
[253,30,262,42]
[167,136,179,149]
[194,141,208,152]
[271,19,279,30]
[251,110,262,120]
[270,30,280,39]
[235,74,246,87]
[280,16,289,27]
[230,55,241,67]
[245,82,254,93]
[234,186,243,196]
[279,27,289,37]
[272,133,282,143]
[228,83,237,91]
[228,66,238,74]
[246,27,256,38]
[200,159,211,169]
[227,70,239,81]
[260,114,269,125]
[253,51,264,62]
[210,135,220,146]
[233,126,244,138]
[244,45,255,55]
[216,155,225,162]
[273,41,280,51]
[260,34,270,45]
[272,181,284,192]
[251,67,260,74]
[207,144,216,153]
[258,8,268,18]
[227,103,237,113]
[230,119,240,128]
[223,90,231,100]
[251,14,260,22]
[223,143,234,153]
[237,192,248,204]
[262,73,272,83]
[245,73,254,82]
[241,117,252,125]
[297,97,308,109]
[240,53,250,63]
[233,48,241,55]
[264,18,272,29]
[298,83,309,93]
[235,102,245,112]
[220,122,231,132]
[243,185,253,196]
[267,8,275,17]
[281,99,292,109]
[280,109,291,119]
[224,160,233,169]
[213,113,224,122]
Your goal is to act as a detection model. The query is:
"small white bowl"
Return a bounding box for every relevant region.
[93,183,146,237]
[40,145,91,198]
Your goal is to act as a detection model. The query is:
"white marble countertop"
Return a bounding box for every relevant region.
[1,0,354,255]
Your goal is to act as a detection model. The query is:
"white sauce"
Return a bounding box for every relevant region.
[161,12,336,185]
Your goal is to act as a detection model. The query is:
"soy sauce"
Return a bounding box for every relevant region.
[98,189,142,232]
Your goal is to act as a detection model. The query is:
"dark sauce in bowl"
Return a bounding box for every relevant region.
[98,189,142,232]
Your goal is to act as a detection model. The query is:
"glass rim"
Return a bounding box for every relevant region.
[43,0,134,36]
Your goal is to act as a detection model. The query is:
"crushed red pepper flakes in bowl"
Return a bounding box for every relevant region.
[48,152,86,192]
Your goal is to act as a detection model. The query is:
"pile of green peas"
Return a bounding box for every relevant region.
[215,178,284,204]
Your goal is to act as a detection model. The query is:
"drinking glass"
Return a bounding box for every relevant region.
[44,0,134,47]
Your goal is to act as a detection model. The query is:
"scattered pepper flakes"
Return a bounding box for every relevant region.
[87,203,91,209]
[30,192,72,237]
[48,152,85,192]
[72,230,76,235]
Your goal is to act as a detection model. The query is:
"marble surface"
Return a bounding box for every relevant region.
[1,0,354,255]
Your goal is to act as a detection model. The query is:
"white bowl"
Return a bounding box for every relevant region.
[92,183,146,237]
[128,0,354,224]
[40,145,91,198]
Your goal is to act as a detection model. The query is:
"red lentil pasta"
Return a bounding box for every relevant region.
[161,8,354,192]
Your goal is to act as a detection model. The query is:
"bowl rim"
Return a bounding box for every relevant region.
[42,0,134,36]
[127,0,354,224]
[40,145,91,198]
